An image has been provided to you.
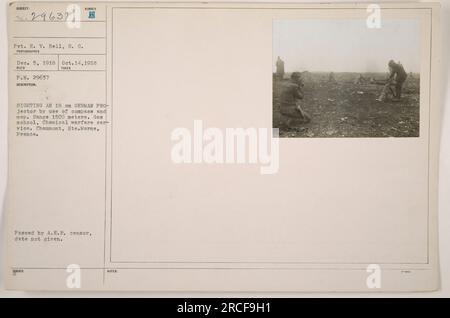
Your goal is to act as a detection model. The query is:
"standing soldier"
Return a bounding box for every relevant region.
[278,72,310,128]
[276,56,285,80]
[387,60,407,101]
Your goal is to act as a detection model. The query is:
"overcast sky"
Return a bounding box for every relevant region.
[273,19,421,73]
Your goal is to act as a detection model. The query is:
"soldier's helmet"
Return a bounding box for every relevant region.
[291,72,302,80]
[388,60,396,67]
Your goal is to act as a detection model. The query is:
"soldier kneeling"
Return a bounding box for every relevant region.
[279,72,311,128]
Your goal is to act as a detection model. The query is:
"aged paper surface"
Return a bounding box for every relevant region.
[4,1,441,291]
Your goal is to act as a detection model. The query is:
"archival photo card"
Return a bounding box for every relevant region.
[4,2,440,292]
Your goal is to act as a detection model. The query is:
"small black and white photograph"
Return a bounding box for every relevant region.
[273,19,421,138]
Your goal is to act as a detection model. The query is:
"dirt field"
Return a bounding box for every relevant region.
[273,72,420,138]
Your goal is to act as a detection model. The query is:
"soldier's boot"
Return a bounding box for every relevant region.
[392,85,402,101]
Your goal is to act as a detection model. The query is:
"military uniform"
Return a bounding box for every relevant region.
[276,57,285,80]
[278,80,308,121]
[389,62,407,99]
